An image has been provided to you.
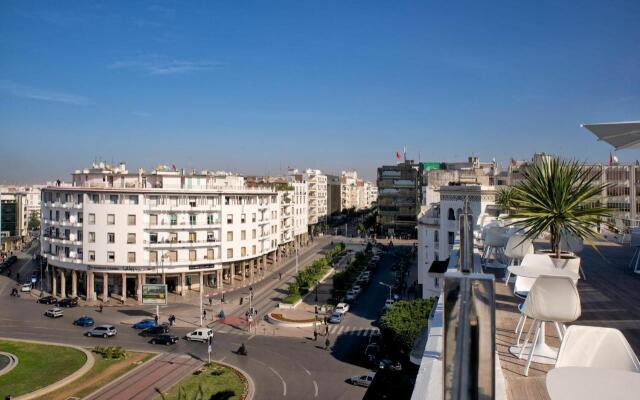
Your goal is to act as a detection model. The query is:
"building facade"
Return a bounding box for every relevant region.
[377,160,422,238]
[326,174,341,216]
[41,163,309,303]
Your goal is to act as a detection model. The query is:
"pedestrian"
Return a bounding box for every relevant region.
[154,314,158,325]
[279,272,282,280]
[325,337,331,350]
[208,297,212,306]
[203,309,207,320]
[325,325,329,335]
[313,330,318,341]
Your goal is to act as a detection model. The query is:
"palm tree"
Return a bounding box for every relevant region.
[495,186,517,215]
[506,157,611,258]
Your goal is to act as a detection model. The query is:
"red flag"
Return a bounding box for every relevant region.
[395,151,402,159]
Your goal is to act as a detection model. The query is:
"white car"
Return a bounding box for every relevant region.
[20,283,32,292]
[383,299,395,310]
[45,307,63,318]
[186,328,213,342]
[334,302,350,314]
[352,285,362,294]
[349,373,374,387]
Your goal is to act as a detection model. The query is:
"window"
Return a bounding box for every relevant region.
[207,232,216,242]
[169,232,178,243]
[107,233,115,243]
[448,208,455,221]
[89,251,95,261]
[128,252,136,263]
[128,215,136,225]
[227,231,233,241]
[189,250,197,261]
[107,252,115,263]
[170,214,177,225]
[189,232,196,242]
[167,250,177,262]
[189,215,196,225]
[252,245,256,255]
[241,214,246,223]
[77,212,83,223]
[207,248,214,259]
[150,251,158,263]
[127,233,136,244]
[252,213,256,223]
[189,197,196,207]
[129,195,139,205]
[227,248,233,258]
[91,194,99,204]
[150,214,158,225]
[89,232,95,243]
[434,231,439,243]
[150,233,158,244]
[207,214,215,224]
[448,231,455,245]
[89,213,95,224]
[227,214,233,224]
[64,211,70,221]
[109,195,118,204]
[241,247,247,257]
[55,210,60,221]
[241,230,246,240]
[252,229,256,239]
[77,231,83,241]
[107,214,115,225]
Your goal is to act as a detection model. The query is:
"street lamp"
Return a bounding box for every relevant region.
[379,281,393,300]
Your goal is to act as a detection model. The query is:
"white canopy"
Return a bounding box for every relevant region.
[582,121,640,150]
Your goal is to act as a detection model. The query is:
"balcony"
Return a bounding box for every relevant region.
[145,223,220,230]
[47,254,83,264]
[145,239,221,248]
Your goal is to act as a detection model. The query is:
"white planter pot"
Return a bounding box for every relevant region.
[550,255,581,276]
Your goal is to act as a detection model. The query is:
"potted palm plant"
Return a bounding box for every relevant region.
[504,157,611,270]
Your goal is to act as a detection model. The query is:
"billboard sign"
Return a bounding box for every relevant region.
[142,284,167,305]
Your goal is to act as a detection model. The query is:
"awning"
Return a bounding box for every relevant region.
[582,121,640,150]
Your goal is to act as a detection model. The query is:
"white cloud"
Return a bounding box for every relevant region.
[108,55,220,76]
[0,80,90,105]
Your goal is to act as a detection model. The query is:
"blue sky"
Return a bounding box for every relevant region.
[1,1,639,183]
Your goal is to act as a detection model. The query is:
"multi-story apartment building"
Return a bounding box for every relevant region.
[0,186,40,251]
[288,169,326,228]
[340,170,359,211]
[417,184,497,298]
[366,182,378,207]
[326,174,341,216]
[377,160,422,238]
[41,163,308,303]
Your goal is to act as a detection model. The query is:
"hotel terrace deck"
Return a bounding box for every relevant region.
[496,240,640,399]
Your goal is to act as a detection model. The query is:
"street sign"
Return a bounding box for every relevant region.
[141,284,167,305]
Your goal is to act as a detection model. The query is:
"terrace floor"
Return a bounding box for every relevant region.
[491,240,640,400]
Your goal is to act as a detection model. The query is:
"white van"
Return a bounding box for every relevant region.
[185,328,213,342]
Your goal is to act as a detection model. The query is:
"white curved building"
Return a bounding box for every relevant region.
[40,163,309,303]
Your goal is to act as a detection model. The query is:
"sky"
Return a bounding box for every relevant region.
[1,1,639,184]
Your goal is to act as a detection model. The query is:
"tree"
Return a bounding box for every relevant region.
[495,186,517,215]
[379,298,436,355]
[507,157,611,258]
[28,211,40,231]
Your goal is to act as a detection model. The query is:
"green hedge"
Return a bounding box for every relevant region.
[379,298,436,355]
[283,244,343,303]
[330,249,371,303]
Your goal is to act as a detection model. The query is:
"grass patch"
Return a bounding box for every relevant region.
[164,362,246,400]
[35,351,154,400]
[0,340,86,398]
[281,293,301,304]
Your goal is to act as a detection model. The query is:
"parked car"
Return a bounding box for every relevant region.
[334,302,350,314]
[344,290,357,302]
[150,334,179,345]
[139,325,169,337]
[86,325,117,338]
[73,316,95,327]
[352,284,362,294]
[37,295,58,304]
[328,312,343,324]
[20,283,32,292]
[132,319,157,329]
[45,307,63,318]
[379,359,402,371]
[59,297,78,308]
[383,299,395,310]
[349,374,375,387]
[185,328,214,342]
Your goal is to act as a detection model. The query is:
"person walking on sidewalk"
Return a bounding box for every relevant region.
[208,297,212,307]
[325,337,331,350]
[279,272,282,280]
[154,314,158,325]
[203,309,207,320]
[313,330,318,341]
[325,325,329,336]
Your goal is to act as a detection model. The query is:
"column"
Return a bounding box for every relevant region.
[102,272,108,301]
[180,272,186,296]
[71,270,77,298]
[121,273,127,302]
[52,267,57,297]
[137,273,144,304]
[217,270,222,289]
[230,263,235,286]
[199,271,204,293]
[242,262,246,283]
[59,270,66,299]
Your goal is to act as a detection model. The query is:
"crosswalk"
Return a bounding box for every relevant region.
[327,326,380,337]
[211,322,379,337]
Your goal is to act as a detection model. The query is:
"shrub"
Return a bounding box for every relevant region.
[282,293,301,304]
[379,298,436,355]
[92,345,127,359]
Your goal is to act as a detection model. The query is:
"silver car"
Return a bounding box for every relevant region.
[45,307,63,318]
[349,374,374,387]
[86,324,117,338]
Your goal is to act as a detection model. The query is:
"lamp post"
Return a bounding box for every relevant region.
[379,281,393,300]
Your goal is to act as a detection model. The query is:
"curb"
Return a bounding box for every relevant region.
[0,351,18,376]
[214,360,255,400]
[0,337,95,400]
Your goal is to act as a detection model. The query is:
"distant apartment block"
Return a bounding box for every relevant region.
[377,160,422,238]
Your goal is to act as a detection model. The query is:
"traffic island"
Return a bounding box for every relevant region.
[266,310,321,328]
[163,361,253,400]
[0,339,92,399]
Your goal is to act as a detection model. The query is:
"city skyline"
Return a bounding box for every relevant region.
[1,1,639,183]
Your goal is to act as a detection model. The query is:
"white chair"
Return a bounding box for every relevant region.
[504,234,535,284]
[513,254,556,344]
[483,227,509,268]
[519,276,582,376]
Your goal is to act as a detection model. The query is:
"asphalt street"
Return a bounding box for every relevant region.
[0,236,399,399]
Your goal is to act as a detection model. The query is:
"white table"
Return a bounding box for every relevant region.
[546,367,640,400]
[507,265,578,365]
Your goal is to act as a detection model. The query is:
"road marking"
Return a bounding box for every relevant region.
[247,334,256,341]
[299,363,311,376]
[313,380,319,397]
[217,356,226,362]
[269,366,287,396]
